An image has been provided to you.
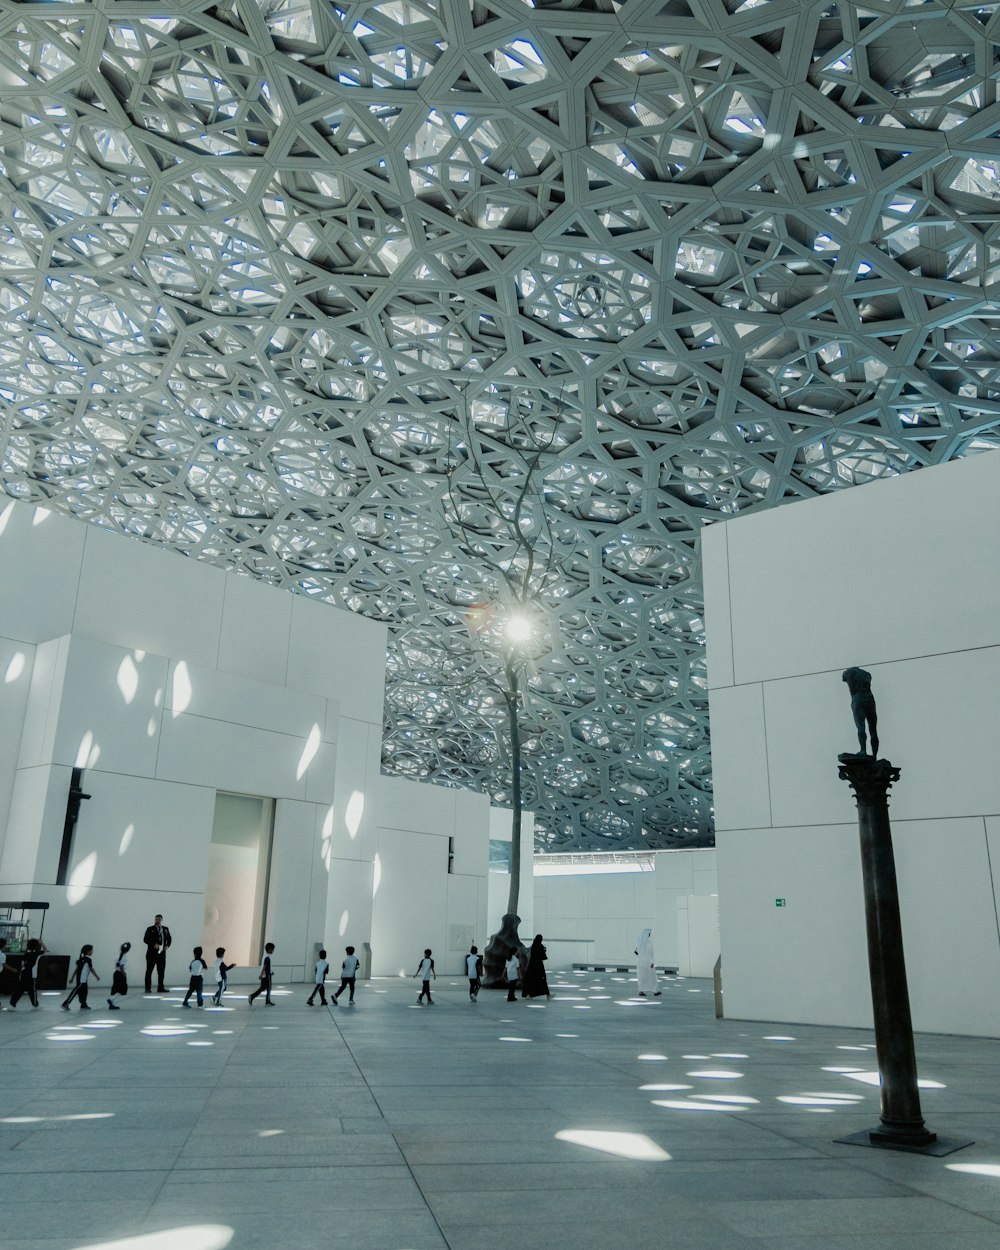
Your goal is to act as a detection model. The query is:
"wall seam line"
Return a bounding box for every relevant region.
[982,816,1000,952]
[759,682,773,828]
[728,640,1000,688]
[724,526,736,685]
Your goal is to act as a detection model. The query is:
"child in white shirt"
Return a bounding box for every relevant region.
[332,946,360,1005]
[248,942,276,1006]
[182,946,208,1007]
[211,947,235,1006]
[307,949,330,1006]
[505,952,520,1003]
[62,945,99,1011]
[413,949,436,1005]
[466,946,483,1001]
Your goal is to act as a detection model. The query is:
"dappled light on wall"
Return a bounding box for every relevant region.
[118,823,134,856]
[75,729,100,769]
[116,654,140,704]
[372,852,382,897]
[345,789,364,839]
[66,851,97,905]
[171,661,192,717]
[0,499,13,536]
[321,806,334,871]
[4,651,26,683]
[296,723,321,780]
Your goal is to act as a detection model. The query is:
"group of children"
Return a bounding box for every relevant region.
[306,947,360,1006]
[181,947,236,1008]
[60,942,131,1011]
[413,944,522,1005]
[2,934,527,1012]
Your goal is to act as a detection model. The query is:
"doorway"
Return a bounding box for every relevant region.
[202,791,275,966]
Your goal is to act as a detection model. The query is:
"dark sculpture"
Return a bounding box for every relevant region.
[482,912,527,989]
[842,666,878,757]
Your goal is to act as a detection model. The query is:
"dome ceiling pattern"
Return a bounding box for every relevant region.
[2,0,1000,849]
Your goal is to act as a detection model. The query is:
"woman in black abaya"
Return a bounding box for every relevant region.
[522,934,550,999]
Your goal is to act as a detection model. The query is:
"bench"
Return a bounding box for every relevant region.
[572,962,678,975]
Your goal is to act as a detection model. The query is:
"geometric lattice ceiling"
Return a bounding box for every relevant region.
[3,1,1000,851]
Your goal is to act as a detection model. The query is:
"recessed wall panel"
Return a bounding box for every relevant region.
[725,451,1000,686]
[75,526,225,669]
[708,684,771,831]
[0,504,83,643]
[702,523,734,689]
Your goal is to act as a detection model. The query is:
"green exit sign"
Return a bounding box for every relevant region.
[775,898,786,907]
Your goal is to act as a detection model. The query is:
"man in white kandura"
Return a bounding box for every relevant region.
[635,929,661,998]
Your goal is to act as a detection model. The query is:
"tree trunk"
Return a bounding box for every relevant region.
[505,661,521,918]
[483,660,526,987]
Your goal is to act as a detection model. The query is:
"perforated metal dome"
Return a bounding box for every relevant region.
[2,0,999,849]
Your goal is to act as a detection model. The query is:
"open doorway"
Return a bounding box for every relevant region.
[202,791,275,966]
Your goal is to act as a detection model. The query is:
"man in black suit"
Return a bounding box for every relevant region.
[143,914,171,993]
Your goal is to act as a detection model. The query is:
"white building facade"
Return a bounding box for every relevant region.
[0,499,495,981]
[704,450,1000,1038]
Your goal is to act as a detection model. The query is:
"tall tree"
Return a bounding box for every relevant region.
[443,389,565,979]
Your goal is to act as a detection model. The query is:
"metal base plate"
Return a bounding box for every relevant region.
[835,1129,974,1157]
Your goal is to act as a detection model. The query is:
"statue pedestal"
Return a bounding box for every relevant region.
[835,753,971,1157]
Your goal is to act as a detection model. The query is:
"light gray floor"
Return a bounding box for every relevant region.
[2,971,1000,1250]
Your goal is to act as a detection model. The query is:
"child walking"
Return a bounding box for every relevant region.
[331,946,360,1005]
[505,952,520,1003]
[107,942,130,1010]
[466,945,483,1001]
[182,946,208,1008]
[211,947,235,1006]
[307,949,330,1005]
[248,942,275,1005]
[413,949,436,1005]
[0,938,15,1010]
[9,938,47,1009]
[62,945,99,1011]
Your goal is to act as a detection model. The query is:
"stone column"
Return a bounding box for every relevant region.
[837,754,934,1147]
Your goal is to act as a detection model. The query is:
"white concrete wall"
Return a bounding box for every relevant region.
[534,871,654,966]
[0,499,387,985]
[533,849,718,972]
[703,449,1000,1036]
[371,777,491,976]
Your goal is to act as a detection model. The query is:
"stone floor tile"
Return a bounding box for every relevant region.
[3,973,1000,1249]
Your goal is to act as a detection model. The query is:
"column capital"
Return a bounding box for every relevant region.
[837,754,901,802]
